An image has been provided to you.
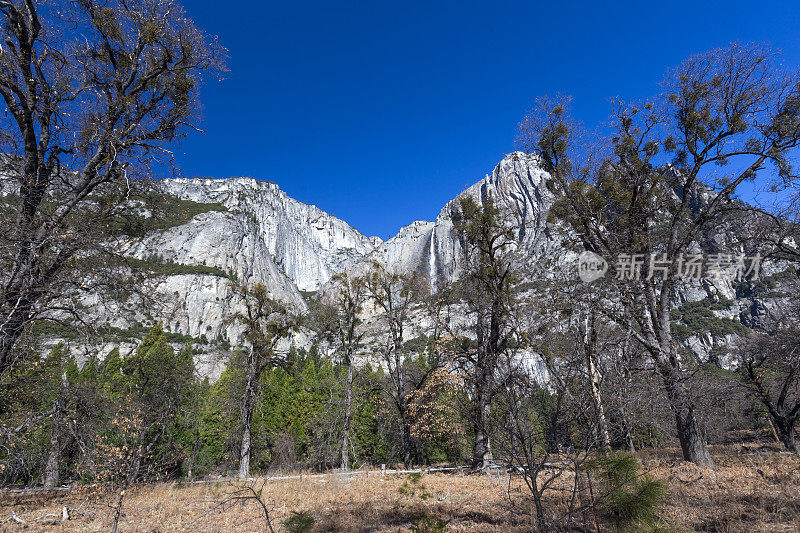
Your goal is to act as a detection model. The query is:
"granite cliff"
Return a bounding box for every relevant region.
[55,152,791,371]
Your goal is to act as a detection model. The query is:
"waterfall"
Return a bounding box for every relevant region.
[428,229,436,292]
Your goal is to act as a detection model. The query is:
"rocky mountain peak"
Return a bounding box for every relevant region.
[351,152,557,291]
[160,176,380,292]
[439,151,554,239]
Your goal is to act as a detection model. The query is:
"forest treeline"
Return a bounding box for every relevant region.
[0,305,778,488]
[0,326,465,485]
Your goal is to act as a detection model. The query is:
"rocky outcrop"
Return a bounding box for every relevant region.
[358,151,557,291]
[160,177,380,292]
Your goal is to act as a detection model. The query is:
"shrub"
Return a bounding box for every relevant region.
[589,452,666,531]
[411,515,448,533]
[283,510,315,533]
[398,472,431,500]
[671,297,749,340]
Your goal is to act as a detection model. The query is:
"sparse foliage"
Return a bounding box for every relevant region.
[227,283,296,479]
[450,195,519,470]
[0,0,225,379]
[519,43,800,467]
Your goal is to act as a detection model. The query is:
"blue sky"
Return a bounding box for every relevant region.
[177,0,800,240]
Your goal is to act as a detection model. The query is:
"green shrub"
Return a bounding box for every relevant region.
[126,255,234,280]
[283,510,315,533]
[398,472,431,500]
[589,452,666,531]
[671,297,748,340]
[411,515,448,533]
[298,290,317,305]
[399,473,447,532]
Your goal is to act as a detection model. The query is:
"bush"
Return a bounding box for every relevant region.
[589,452,666,531]
[283,510,315,533]
[398,472,431,500]
[671,297,749,340]
[126,255,233,280]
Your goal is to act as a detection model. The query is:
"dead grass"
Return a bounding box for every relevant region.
[646,446,800,533]
[1,447,798,532]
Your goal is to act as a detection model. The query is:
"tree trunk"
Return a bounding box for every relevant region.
[659,361,715,468]
[0,157,49,379]
[239,364,257,479]
[623,421,636,452]
[585,350,611,450]
[43,371,68,488]
[239,423,251,479]
[775,417,800,454]
[129,430,145,484]
[110,489,125,533]
[401,418,413,468]
[111,470,136,533]
[620,335,636,452]
[341,357,353,470]
[129,455,142,485]
[472,391,492,470]
[765,416,782,444]
[531,480,547,532]
[0,312,28,378]
[42,421,60,488]
[396,347,412,468]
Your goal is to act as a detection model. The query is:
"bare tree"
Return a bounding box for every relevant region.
[519,43,800,467]
[517,252,618,452]
[602,332,648,452]
[751,198,800,263]
[737,306,800,453]
[212,479,277,533]
[365,261,423,467]
[450,195,519,470]
[0,0,225,379]
[327,272,366,470]
[493,363,599,532]
[228,283,296,479]
[532,275,616,451]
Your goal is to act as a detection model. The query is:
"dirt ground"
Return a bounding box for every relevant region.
[1,446,798,532]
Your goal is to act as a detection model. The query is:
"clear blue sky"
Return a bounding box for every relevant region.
[177,0,800,240]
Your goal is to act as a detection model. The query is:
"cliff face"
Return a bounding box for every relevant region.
[366,151,556,290]
[84,177,381,364]
[107,154,557,358]
[159,177,380,292]
[143,152,556,317]
[72,152,788,370]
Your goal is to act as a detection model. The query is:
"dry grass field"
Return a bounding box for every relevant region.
[1,446,798,532]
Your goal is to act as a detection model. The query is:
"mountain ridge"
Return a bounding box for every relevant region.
[36,151,785,373]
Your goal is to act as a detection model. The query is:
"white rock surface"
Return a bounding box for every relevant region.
[160,177,380,292]
[353,151,556,289]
